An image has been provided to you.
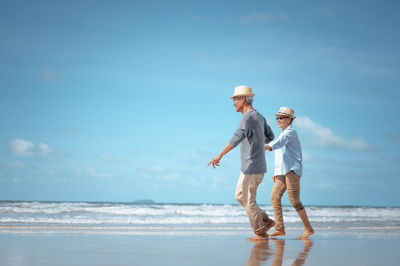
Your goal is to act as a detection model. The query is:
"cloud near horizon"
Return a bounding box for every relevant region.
[38,142,54,155]
[295,117,373,151]
[86,167,114,178]
[98,153,123,163]
[10,138,35,156]
[10,138,56,157]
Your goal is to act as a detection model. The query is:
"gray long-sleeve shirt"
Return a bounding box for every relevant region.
[229,109,274,174]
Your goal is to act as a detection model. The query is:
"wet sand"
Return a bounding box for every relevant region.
[1,228,399,265]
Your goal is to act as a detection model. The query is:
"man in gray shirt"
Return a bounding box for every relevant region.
[208,85,275,241]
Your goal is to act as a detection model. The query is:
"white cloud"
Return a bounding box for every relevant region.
[139,165,180,181]
[302,152,314,162]
[185,173,225,190]
[295,116,373,151]
[10,138,35,156]
[152,165,180,180]
[98,153,123,163]
[160,172,180,181]
[86,167,114,178]
[38,142,55,155]
[314,182,340,192]
[10,138,60,157]
[152,165,166,172]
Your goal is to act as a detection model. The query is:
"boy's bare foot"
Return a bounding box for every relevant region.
[268,230,286,236]
[264,219,275,232]
[246,234,269,241]
[296,228,315,239]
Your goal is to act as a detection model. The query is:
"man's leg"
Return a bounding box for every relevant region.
[285,171,314,239]
[269,175,286,236]
[254,181,275,233]
[260,208,275,233]
[237,172,275,235]
[240,173,269,241]
[235,172,245,207]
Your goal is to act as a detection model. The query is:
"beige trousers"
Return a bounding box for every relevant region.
[270,170,304,231]
[235,172,269,236]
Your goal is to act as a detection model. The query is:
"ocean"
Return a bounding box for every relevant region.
[1,201,399,236]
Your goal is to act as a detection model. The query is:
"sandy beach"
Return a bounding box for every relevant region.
[1,202,400,265]
[1,228,400,266]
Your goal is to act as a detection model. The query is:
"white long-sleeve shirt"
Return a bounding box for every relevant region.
[269,125,303,176]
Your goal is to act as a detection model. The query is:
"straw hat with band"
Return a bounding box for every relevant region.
[275,107,296,119]
[230,86,255,99]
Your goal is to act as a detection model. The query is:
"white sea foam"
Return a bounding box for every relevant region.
[1,201,399,233]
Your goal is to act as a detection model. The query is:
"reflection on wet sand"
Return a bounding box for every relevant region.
[271,239,285,266]
[292,239,313,266]
[246,241,273,266]
[246,239,313,266]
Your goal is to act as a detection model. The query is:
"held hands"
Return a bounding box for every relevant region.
[208,155,222,168]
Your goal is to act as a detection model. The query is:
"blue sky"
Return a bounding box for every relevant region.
[1,0,399,206]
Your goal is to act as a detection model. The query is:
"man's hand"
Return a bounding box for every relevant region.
[207,143,234,169]
[265,145,272,151]
[208,155,222,168]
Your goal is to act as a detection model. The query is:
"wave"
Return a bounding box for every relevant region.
[0,202,245,216]
[1,201,399,226]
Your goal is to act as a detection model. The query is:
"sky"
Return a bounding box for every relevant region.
[1,0,399,206]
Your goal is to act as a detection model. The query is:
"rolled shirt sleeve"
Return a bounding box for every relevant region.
[229,128,246,147]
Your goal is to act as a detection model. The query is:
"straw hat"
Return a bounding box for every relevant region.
[230,86,255,99]
[275,107,296,119]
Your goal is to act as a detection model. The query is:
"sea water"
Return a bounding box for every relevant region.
[1,201,399,236]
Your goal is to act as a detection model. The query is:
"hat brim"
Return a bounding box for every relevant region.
[275,113,296,119]
[230,93,255,99]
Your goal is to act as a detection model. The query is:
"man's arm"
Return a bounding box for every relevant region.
[264,122,274,143]
[208,123,245,168]
[208,142,235,168]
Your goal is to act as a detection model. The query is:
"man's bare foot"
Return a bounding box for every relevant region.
[268,230,286,236]
[296,228,315,239]
[246,234,269,241]
[264,219,275,232]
